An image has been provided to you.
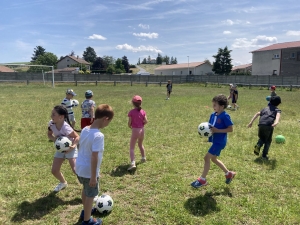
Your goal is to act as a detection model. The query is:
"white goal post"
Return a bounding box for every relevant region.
[0,63,55,88]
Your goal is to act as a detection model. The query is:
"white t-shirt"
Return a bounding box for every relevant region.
[48,120,74,142]
[75,126,104,178]
[61,98,75,115]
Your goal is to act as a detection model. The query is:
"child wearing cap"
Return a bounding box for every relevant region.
[270,86,277,97]
[127,95,148,171]
[81,90,96,129]
[61,89,78,128]
[247,96,281,160]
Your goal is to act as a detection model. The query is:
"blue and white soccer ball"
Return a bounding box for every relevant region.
[72,99,79,107]
[198,122,212,137]
[95,195,114,214]
[54,136,72,152]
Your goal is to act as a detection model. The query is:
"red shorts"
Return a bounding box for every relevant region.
[81,118,94,129]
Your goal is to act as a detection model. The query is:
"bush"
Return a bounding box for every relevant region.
[79,70,84,74]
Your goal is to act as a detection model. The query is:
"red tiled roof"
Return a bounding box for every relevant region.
[155,61,207,70]
[57,55,91,65]
[251,40,300,52]
[0,65,15,72]
[232,63,252,71]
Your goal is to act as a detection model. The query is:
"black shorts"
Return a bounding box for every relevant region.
[167,90,172,94]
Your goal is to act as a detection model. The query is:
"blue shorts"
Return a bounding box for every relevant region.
[77,176,99,198]
[208,143,226,156]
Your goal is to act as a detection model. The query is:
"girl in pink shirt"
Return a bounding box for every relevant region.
[127,95,148,171]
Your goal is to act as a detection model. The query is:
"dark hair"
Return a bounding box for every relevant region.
[212,94,228,108]
[94,104,114,120]
[132,101,142,111]
[270,96,281,106]
[53,105,81,132]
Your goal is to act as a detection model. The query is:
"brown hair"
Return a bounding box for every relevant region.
[132,101,142,111]
[212,94,228,108]
[94,104,114,120]
[52,105,81,132]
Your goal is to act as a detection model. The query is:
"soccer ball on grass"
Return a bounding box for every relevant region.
[54,136,72,152]
[95,195,114,214]
[198,122,212,137]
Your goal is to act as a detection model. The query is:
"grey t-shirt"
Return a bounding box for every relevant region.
[259,105,281,126]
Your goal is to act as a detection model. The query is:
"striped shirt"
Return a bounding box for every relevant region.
[61,98,75,115]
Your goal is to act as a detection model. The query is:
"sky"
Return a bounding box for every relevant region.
[1,0,300,66]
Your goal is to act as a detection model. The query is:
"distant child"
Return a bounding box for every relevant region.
[247,96,281,160]
[191,94,236,188]
[270,85,277,97]
[127,95,148,171]
[166,80,172,100]
[76,104,114,225]
[61,89,77,128]
[81,90,95,129]
[47,105,80,192]
[228,84,239,110]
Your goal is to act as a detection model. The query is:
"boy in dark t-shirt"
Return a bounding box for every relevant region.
[247,96,281,160]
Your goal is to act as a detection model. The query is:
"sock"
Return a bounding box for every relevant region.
[131,161,135,165]
[200,177,206,180]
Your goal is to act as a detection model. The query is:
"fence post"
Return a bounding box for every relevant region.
[249,83,251,89]
[268,75,270,87]
[131,81,133,86]
[76,80,78,86]
[27,80,29,85]
[146,81,148,87]
[114,81,116,86]
[290,85,292,91]
[96,80,98,86]
[160,81,161,86]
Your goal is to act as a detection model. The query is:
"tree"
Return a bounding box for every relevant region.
[137,58,140,65]
[163,55,170,65]
[69,50,75,56]
[142,58,147,64]
[28,52,58,72]
[92,57,105,71]
[83,46,97,63]
[156,53,162,64]
[103,55,115,67]
[170,56,174,64]
[70,63,87,72]
[106,65,115,74]
[31,46,46,62]
[147,55,151,64]
[212,46,233,75]
[122,56,130,73]
[174,57,178,64]
[115,58,125,73]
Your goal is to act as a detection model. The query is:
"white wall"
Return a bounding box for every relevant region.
[154,63,213,75]
[252,50,281,75]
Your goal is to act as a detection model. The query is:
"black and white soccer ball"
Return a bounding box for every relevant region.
[54,136,72,152]
[198,122,212,137]
[95,194,114,214]
[72,99,79,107]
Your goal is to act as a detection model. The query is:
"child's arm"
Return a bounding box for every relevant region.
[211,125,233,133]
[272,112,281,127]
[90,105,95,123]
[90,151,99,187]
[128,117,132,128]
[64,131,79,153]
[47,128,56,142]
[143,115,148,125]
[247,112,260,128]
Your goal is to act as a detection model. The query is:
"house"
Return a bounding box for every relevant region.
[231,63,252,74]
[154,61,213,75]
[0,65,15,72]
[46,67,79,74]
[149,58,156,64]
[251,40,300,76]
[57,55,91,70]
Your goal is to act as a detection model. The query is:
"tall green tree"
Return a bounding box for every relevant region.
[28,52,58,72]
[212,46,233,75]
[122,56,130,73]
[92,57,105,70]
[83,46,97,63]
[142,58,147,64]
[137,58,140,65]
[103,55,115,67]
[174,57,178,64]
[163,55,170,65]
[69,50,75,56]
[147,55,151,64]
[31,46,46,62]
[156,53,162,64]
[115,58,125,73]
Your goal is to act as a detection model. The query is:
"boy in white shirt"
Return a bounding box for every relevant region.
[76,104,114,225]
[61,89,78,128]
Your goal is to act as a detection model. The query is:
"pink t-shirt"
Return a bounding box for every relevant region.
[48,120,74,142]
[128,108,146,128]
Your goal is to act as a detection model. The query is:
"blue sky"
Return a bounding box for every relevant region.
[1,0,300,66]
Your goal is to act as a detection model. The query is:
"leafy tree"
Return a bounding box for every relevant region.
[122,56,130,73]
[156,53,162,64]
[59,56,64,60]
[83,46,97,63]
[173,57,178,64]
[163,55,170,65]
[28,52,58,72]
[212,46,233,75]
[147,55,151,64]
[142,58,147,64]
[170,56,174,64]
[137,58,140,65]
[106,65,115,74]
[31,46,46,62]
[92,57,105,70]
[115,58,125,73]
[69,50,75,56]
[103,55,115,67]
[204,58,211,65]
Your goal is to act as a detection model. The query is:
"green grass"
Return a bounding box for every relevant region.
[0,83,300,225]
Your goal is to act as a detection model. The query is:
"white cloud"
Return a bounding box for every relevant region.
[138,23,149,29]
[88,34,107,40]
[223,19,234,25]
[133,32,158,39]
[286,30,300,36]
[232,35,277,49]
[115,43,162,53]
[223,31,231,34]
[222,19,250,26]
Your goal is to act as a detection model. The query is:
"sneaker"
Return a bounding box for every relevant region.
[191,178,208,188]
[80,208,97,221]
[81,217,102,225]
[53,182,67,192]
[261,156,269,160]
[141,158,146,163]
[254,145,261,156]
[225,171,236,184]
[127,163,136,171]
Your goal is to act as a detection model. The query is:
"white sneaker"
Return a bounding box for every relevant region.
[141,158,146,163]
[127,163,136,171]
[53,182,68,192]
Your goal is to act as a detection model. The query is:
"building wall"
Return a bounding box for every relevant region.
[252,50,281,75]
[57,57,78,69]
[154,63,213,75]
[280,47,300,76]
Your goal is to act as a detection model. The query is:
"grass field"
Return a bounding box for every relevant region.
[0,82,299,225]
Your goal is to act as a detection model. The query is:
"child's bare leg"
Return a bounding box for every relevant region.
[211,156,229,173]
[201,153,213,178]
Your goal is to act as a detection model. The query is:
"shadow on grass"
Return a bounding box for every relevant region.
[11,192,81,223]
[110,164,130,177]
[254,157,277,170]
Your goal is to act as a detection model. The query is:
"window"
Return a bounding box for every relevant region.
[67,65,69,67]
[291,52,295,58]
[67,59,69,61]
[274,54,280,59]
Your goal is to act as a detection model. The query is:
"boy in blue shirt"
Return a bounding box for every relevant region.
[191,94,236,188]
